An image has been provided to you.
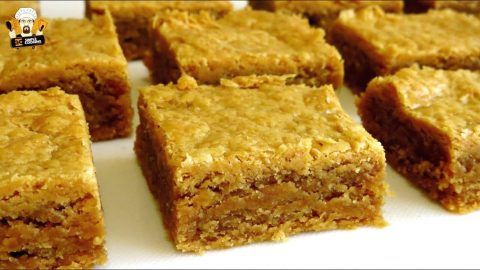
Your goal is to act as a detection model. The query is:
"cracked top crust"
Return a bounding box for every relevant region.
[365,66,480,149]
[0,88,96,185]
[139,75,384,177]
[153,8,334,61]
[0,11,126,90]
[333,6,480,68]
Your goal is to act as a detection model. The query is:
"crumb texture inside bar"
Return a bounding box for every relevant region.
[0,12,132,141]
[359,67,480,212]
[0,89,106,268]
[136,78,386,252]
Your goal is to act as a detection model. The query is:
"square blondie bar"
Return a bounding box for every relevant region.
[86,1,232,61]
[249,0,403,29]
[0,88,106,268]
[0,10,132,141]
[135,75,386,252]
[329,6,480,91]
[147,9,344,88]
[358,66,480,213]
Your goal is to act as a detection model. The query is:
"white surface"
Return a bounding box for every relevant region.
[37,1,480,269]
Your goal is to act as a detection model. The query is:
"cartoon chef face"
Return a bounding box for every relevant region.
[15,8,37,37]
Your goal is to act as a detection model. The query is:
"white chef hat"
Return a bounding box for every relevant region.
[15,8,37,21]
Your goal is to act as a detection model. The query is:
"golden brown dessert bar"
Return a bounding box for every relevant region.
[249,0,403,29]
[406,0,480,14]
[329,6,480,91]
[0,10,132,141]
[86,0,233,61]
[358,66,480,213]
[147,9,344,88]
[0,1,40,19]
[0,88,106,268]
[135,75,386,252]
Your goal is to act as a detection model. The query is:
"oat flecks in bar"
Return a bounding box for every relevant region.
[135,75,386,252]
[249,0,403,29]
[0,88,106,268]
[330,6,480,91]
[86,0,233,60]
[359,66,480,213]
[147,9,344,88]
[0,10,132,141]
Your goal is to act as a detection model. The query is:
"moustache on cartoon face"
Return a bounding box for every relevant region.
[23,26,30,34]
